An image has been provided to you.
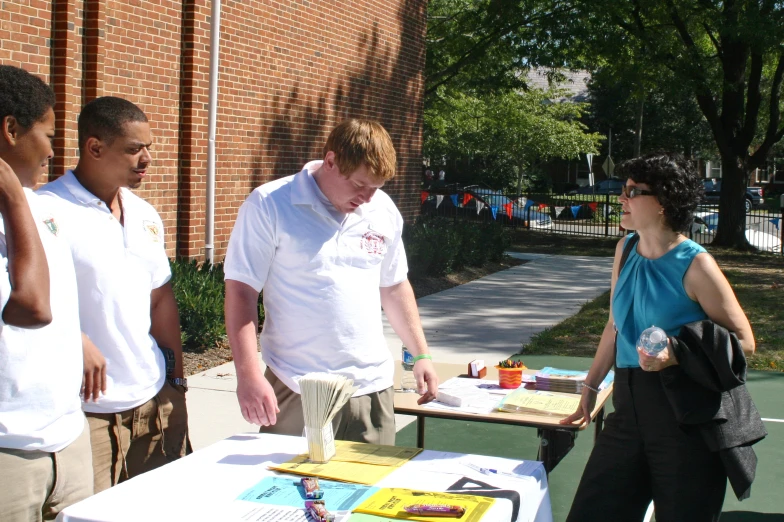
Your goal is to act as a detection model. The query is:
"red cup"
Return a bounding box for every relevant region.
[497,367,523,389]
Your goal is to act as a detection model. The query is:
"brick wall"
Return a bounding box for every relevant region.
[1,0,426,259]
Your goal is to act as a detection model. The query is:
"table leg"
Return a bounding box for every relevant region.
[538,428,576,473]
[538,428,550,472]
[416,415,426,448]
[594,406,605,443]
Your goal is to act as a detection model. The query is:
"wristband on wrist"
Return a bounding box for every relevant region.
[412,354,432,363]
[583,382,600,393]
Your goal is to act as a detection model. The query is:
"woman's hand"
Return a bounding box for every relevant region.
[560,387,597,428]
[637,340,678,372]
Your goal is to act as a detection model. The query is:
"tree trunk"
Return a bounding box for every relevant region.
[711,155,752,249]
[634,93,644,157]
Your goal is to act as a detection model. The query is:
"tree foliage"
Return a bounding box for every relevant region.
[425,88,602,189]
[426,0,784,248]
[584,66,717,159]
[575,0,784,248]
[426,0,580,100]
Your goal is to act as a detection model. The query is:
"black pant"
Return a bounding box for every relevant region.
[567,368,726,522]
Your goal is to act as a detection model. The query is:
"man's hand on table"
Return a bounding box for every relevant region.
[414,358,439,405]
[237,373,280,426]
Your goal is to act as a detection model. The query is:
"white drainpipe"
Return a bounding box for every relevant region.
[205,0,221,264]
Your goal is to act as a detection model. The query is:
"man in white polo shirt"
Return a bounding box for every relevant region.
[225,119,438,444]
[38,97,189,493]
[0,65,92,521]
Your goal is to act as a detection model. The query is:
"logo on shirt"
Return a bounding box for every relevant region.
[360,231,387,256]
[143,220,160,242]
[42,216,58,236]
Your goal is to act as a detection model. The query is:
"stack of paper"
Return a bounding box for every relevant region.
[535,367,614,394]
[436,385,492,408]
[299,373,358,463]
[497,389,581,416]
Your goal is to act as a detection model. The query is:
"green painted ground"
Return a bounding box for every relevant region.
[396,356,784,521]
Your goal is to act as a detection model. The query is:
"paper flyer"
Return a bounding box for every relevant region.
[353,488,495,522]
[268,441,422,485]
[236,476,377,511]
[498,389,580,416]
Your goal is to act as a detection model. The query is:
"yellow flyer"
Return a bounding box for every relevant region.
[268,441,422,484]
[353,488,495,521]
[498,389,580,416]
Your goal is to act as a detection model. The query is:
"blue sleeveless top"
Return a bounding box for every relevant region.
[612,235,708,368]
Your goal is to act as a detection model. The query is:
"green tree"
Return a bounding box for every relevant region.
[425,88,602,189]
[425,0,579,100]
[585,66,717,160]
[575,0,784,248]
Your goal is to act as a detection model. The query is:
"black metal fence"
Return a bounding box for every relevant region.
[420,189,784,255]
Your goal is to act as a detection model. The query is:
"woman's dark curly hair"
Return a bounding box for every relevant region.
[615,153,704,233]
[0,65,55,129]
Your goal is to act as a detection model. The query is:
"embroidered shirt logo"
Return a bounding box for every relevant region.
[143,220,160,242]
[360,230,387,256]
[42,216,58,236]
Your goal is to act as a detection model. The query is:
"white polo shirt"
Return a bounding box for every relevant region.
[225,161,408,396]
[0,189,85,452]
[38,171,170,414]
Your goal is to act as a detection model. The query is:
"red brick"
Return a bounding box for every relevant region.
[2,0,425,259]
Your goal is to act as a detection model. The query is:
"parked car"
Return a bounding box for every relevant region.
[569,178,625,195]
[702,179,764,212]
[692,211,781,252]
[466,188,553,228]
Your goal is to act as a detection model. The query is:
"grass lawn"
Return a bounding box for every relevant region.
[508,230,784,372]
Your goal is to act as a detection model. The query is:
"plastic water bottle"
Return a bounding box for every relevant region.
[638,326,669,356]
[401,346,417,392]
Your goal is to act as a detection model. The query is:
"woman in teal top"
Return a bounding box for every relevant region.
[612,236,709,368]
[562,153,755,522]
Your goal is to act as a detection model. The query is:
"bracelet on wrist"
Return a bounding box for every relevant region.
[412,354,432,363]
[582,382,600,393]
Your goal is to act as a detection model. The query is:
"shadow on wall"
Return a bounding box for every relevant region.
[261,0,425,207]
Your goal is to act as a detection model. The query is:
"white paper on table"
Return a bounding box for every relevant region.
[225,502,352,522]
[438,377,523,396]
[458,456,544,482]
[424,398,499,415]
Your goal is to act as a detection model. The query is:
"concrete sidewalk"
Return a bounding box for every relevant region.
[186,253,614,450]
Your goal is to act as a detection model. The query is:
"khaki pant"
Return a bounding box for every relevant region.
[87,380,191,493]
[261,368,396,445]
[0,419,93,522]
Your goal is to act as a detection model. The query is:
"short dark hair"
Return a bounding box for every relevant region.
[78,96,147,149]
[616,153,704,233]
[0,65,56,129]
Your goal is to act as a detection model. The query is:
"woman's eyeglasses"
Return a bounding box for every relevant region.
[621,186,655,199]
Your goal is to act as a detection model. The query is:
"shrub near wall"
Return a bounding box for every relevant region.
[171,260,227,351]
[403,216,510,277]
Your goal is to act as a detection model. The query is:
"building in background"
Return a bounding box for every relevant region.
[0,0,426,259]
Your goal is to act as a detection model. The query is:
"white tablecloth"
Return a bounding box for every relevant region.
[57,433,552,522]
